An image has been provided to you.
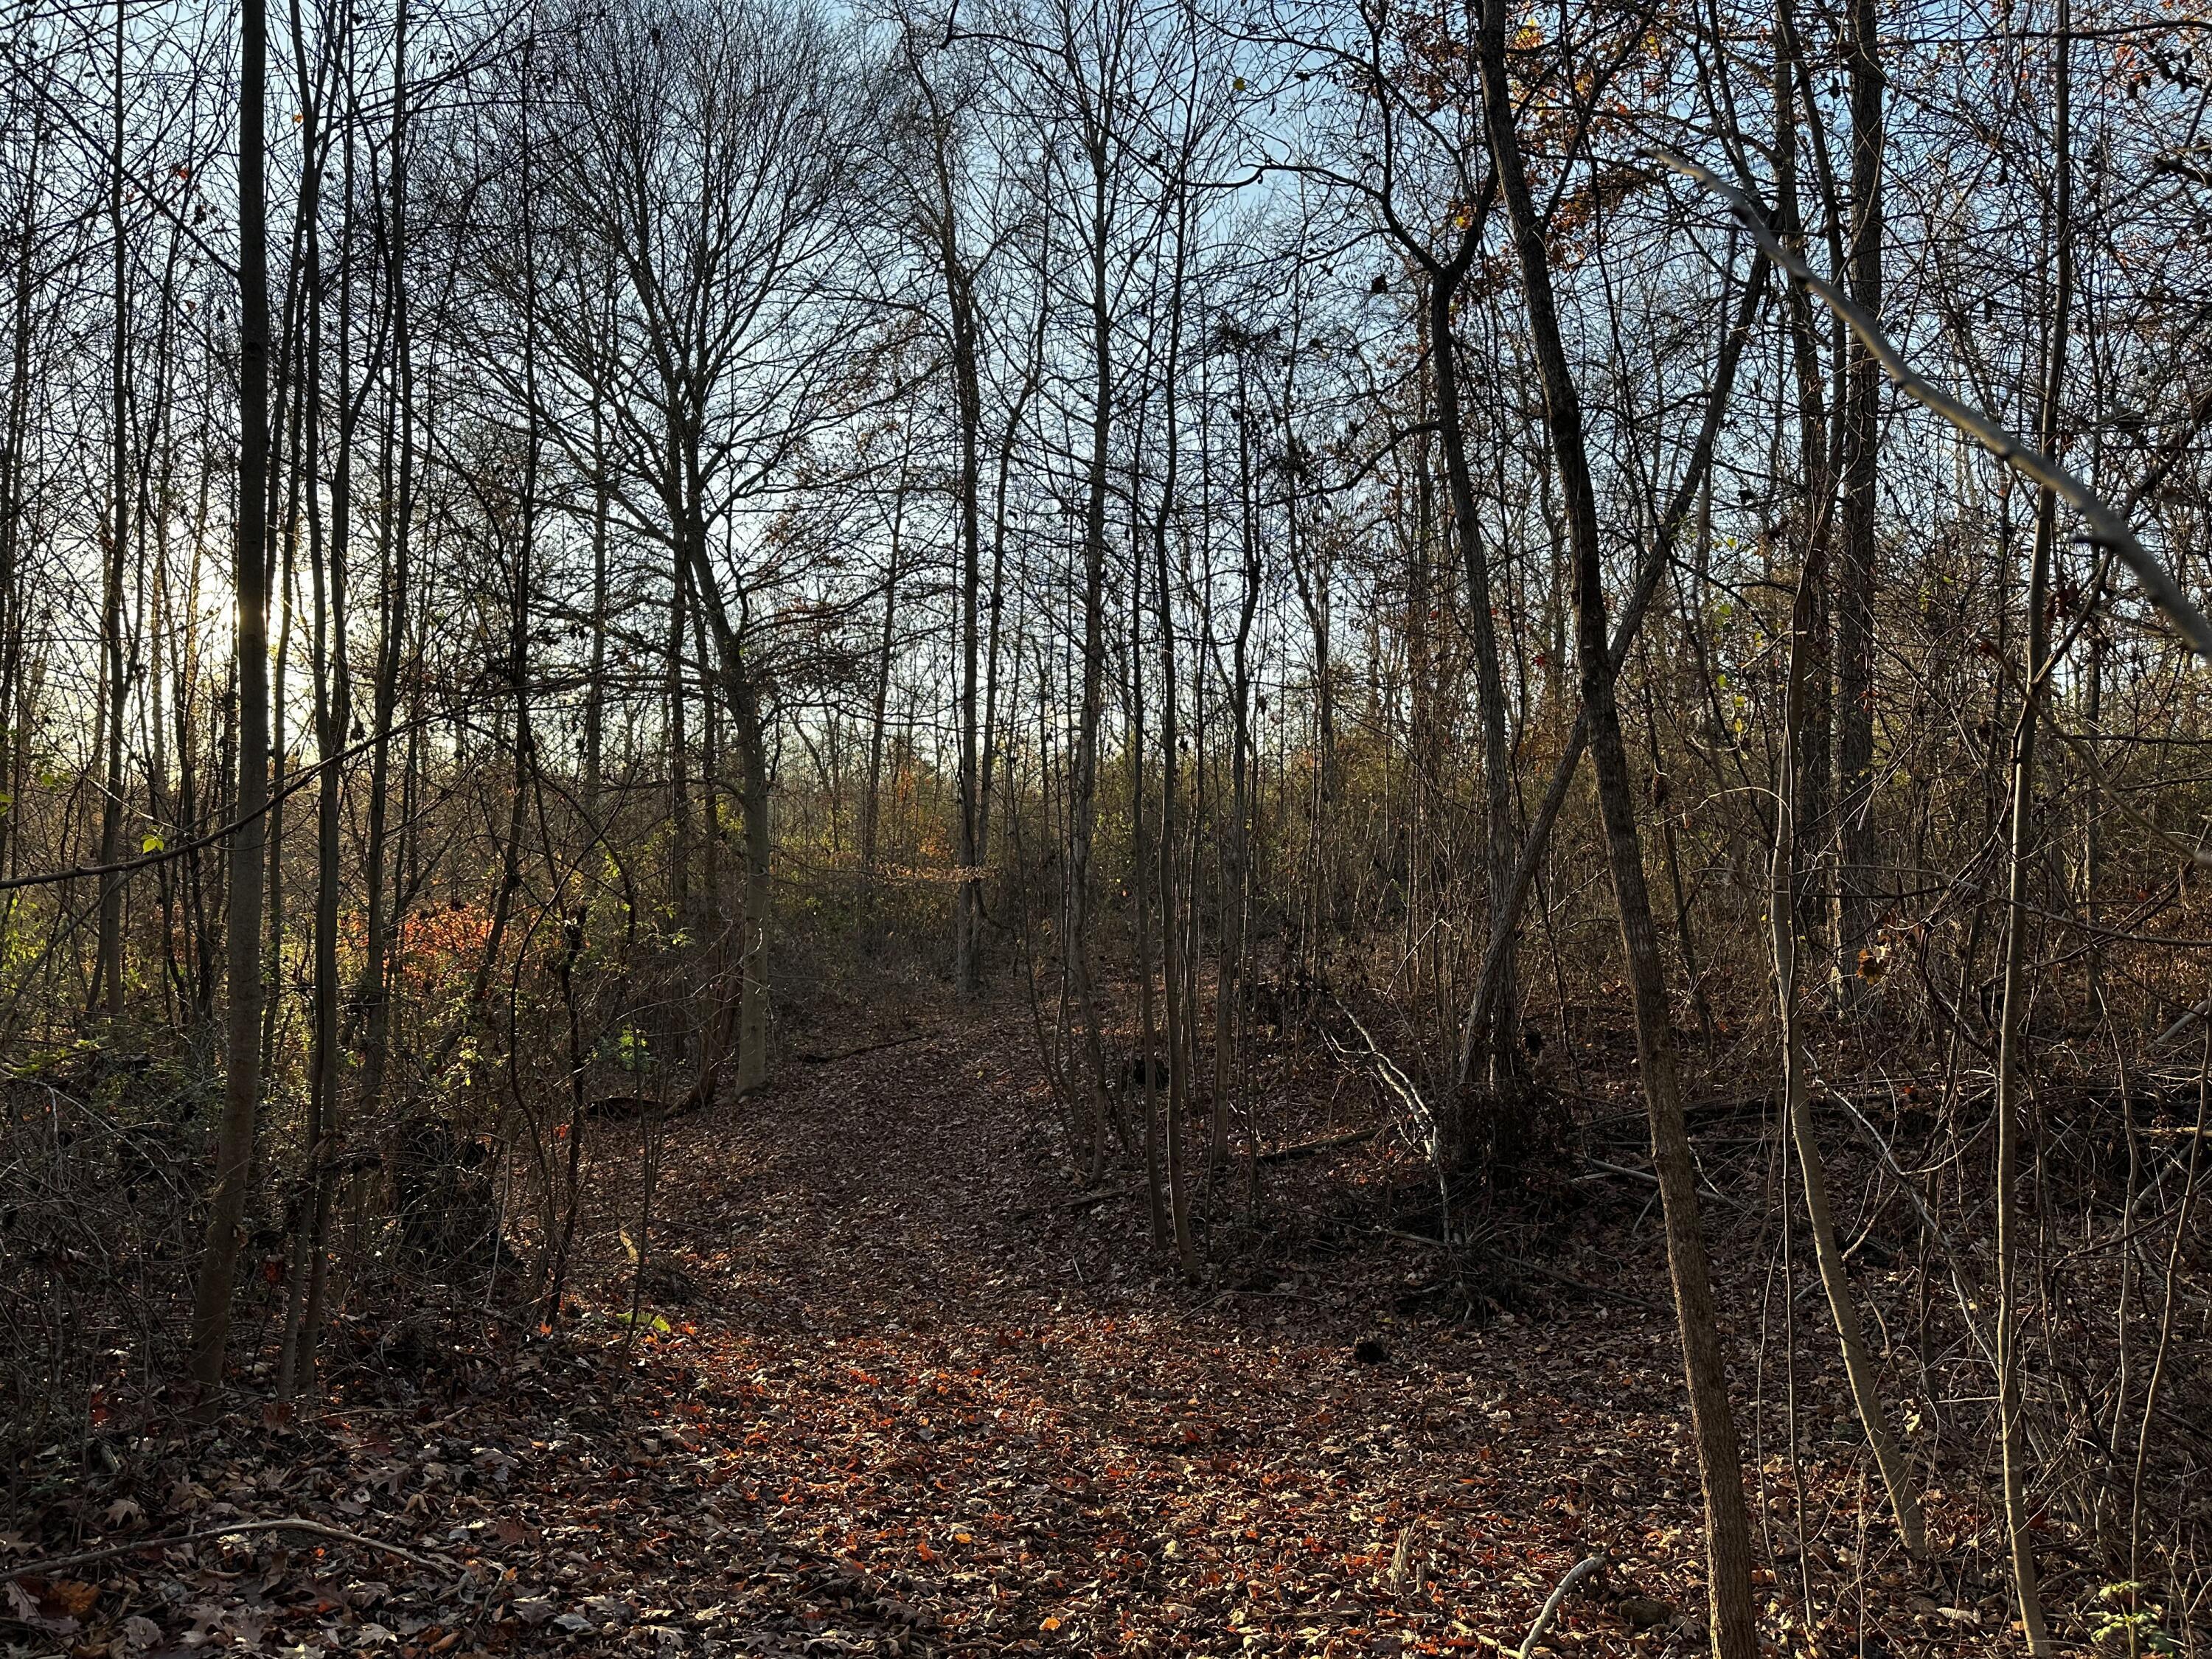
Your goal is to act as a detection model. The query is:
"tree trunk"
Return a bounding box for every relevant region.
[356,0,409,1117]
[1771,549,1927,1556]
[1992,12,2070,1650]
[95,0,128,1018]
[1477,9,1757,1653]
[282,82,355,1405]
[1834,0,1884,973]
[1211,386,1259,1172]
[1152,181,1196,1271]
[1068,142,1116,1180]
[1774,0,1834,964]
[681,510,775,1096]
[187,0,271,1399]
[948,237,984,996]
[1427,255,1514,1113]
[863,463,906,869]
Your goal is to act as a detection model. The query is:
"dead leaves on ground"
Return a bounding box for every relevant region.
[10,1008,1966,1658]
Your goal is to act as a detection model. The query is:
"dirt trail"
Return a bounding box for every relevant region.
[17,1008,1927,1657]
[529,1007,1723,1656]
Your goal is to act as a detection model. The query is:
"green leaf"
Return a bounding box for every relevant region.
[141,832,165,853]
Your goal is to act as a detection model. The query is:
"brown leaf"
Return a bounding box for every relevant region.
[45,1579,99,1619]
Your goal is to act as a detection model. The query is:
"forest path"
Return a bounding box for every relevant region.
[22,1006,1742,1658]
[534,1001,1714,1656]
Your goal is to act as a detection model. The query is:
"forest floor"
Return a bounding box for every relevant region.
[7,995,2077,1658]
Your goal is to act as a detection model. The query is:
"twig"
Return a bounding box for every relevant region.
[1520,1554,1607,1658]
[6,1519,467,1581]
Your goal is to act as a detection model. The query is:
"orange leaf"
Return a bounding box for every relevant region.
[44,1581,97,1620]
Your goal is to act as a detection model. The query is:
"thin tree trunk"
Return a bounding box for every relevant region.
[1771,550,1927,1555]
[1068,139,1116,1181]
[1477,9,1756,1653]
[1834,0,1884,972]
[1131,543,1165,1247]
[95,0,129,1017]
[941,193,985,996]
[863,463,907,870]
[284,103,358,1403]
[1992,11,2070,1649]
[1427,237,1514,1111]
[356,0,408,1116]
[667,565,692,934]
[1152,167,1196,1271]
[1211,443,1258,1172]
[1774,0,1834,965]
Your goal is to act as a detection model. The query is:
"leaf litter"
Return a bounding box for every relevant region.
[4,1002,2030,1658]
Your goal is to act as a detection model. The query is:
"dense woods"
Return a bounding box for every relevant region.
[4,0,2212,1650]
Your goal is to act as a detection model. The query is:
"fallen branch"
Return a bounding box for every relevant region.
[5,1518,467,1581]
[794,1032,938,1065]
[1581,1093,1773,1132]
[1009,1127,1382,1220]
[1259,1124,1382,1163]
[1511,1258,1666,1314]
[1582,1155,1747,1214]
[1520,1554,1607,1658]
[1326,995,1455,1236]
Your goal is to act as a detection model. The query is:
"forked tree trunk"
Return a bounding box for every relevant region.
[1455,252,1766,1094]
